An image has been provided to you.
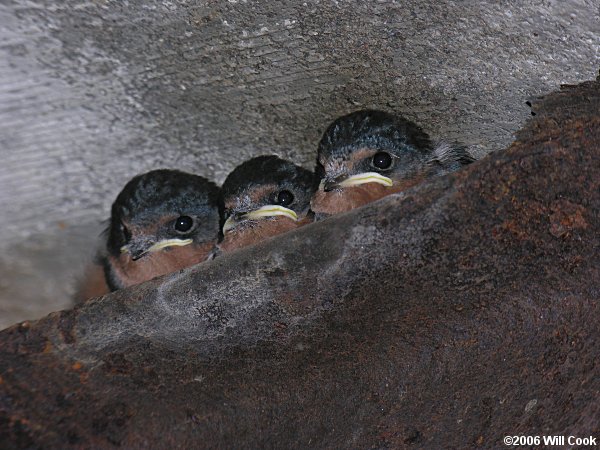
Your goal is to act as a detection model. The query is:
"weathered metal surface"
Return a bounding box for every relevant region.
[1,0,599,331]
[1,78,599,448]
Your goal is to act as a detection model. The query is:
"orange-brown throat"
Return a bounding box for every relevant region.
[108,241,216,289]
[311,176,424,216]
[75,264,111,302]
[219,216,311,253]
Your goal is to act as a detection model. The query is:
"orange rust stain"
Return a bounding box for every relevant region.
[497,174,518,197]
[492,197,555,243]
[79,372,89,384]
[459,338,479,347]
[72,361,83,371]
[9,416,32,428]
[42,341,53,354]
[496,219,528,240]
[549,199,588,238]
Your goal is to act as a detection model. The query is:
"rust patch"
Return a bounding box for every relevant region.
[494,219,529,241]
[102,353,135,375]
[57,311,77,345]
[549,199,588,238]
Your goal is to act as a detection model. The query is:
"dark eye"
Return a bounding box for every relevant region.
[174,215,194,233]
[372,152,392,170]
[276,190,294,207]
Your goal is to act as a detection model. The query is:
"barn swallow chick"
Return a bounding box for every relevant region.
[218,155,317,253]
[311,109,475,218]
[102,169,220,291]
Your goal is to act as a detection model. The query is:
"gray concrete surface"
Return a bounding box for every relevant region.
[0,0,598,329]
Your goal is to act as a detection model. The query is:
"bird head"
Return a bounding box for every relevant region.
[312,110,474,216]
[220,155,317,236]
[106,169,220,261]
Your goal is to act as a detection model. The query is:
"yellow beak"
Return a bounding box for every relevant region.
[338,172,393,188]
[120,238,193,256]
[222,205,298,234]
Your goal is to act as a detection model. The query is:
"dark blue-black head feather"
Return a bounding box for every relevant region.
[107,169,220,256]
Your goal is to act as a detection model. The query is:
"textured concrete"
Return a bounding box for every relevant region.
[0,78,598,448]
[0,0,599,328]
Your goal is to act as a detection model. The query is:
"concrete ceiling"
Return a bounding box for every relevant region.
[0,0,598,328]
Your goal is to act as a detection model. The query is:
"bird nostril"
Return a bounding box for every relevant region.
[323,175,347,192]
[323,181,336,192]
